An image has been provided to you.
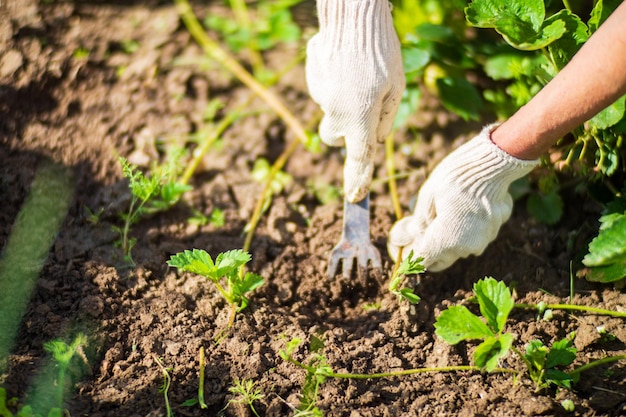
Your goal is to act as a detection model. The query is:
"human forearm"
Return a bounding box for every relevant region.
[492,2,626,160]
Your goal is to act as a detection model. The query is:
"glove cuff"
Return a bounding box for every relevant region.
[316,0,397,52]
[447,124,539,197]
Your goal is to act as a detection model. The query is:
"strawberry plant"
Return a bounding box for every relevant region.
[435,277,626,390]
[167,249,264,326]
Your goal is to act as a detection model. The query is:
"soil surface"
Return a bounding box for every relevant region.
[1,1,625,416]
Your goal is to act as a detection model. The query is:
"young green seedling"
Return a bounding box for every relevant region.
[226,379,264,417]
[116,156,191,263]
[388,250,424,305]
[434,277,514,372]
[153,356,173,417]
[43,333,88,411]
[522,337,577,391]
[167,248,264,327]
[279,336,330,417]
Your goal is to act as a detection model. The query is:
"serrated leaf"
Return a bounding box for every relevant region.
[545,338,577,369]
[583,212,626,266]
[240,272,264,293]
[473,277,514,333]
[215,249,252,278]
[168,249,216,278]
[473,333,513,372]
[547,10,589,70]
[435,305,494,344]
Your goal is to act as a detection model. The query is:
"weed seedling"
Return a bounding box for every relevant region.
[388,250,424,305]
[226,379,264,417]
[154,356,173,417]
[116,156,191,263]
[522,337,577,391]
[43,333,88,410]
[167,249,264,327]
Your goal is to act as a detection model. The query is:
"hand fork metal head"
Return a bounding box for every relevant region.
[327,194,382,279]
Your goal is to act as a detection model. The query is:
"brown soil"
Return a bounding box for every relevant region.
[1,1,625,416]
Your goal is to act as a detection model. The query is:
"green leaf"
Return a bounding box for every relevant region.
[402,45,431,75]
[544,369,574,389]
[215,249,251,278]
[168,249,217,279]
[436,76,483,121]
[589,95,626,130]
[399,288,422,304]
[526,189,563,225]
[588,0,623,32]
[524,340,549,371]
[583,212,626,266]
[434,305,494,344]
[240,272,265,294]
[465,0,566,50]
[396,250,426,276]
[545,338,577,369]
[473,333,513,372]
[583,262,626,283]
[473,277,514,333]
[547,10,589,70]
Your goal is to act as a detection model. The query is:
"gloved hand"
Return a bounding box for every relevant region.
[388,125,539,271]
[305,0,405,203]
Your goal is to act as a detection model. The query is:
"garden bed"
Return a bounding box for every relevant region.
[1,1,625,416]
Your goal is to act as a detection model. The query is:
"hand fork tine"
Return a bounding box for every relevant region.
[327,194,382,279]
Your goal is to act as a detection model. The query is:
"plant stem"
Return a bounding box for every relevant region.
[515,303,626,318]
[174,0,309,144]
[385,132,402,221]
[198,347,208,409]
[282,353,517,379]
[243,138,301,253]
[571,354,626,376]
[180,109,242,186]
[154,356,173,417]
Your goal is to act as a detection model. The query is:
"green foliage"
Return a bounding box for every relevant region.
[392,0,484,125]
[435,277,513,371]
[388,250,424,304]
[227,379,264,417]
[205,0,301,53]
[0,388,61,417]
[279,336,330,417]
[168,249,264,314]
[250,157,292,215]
[522,337,577,390]
[116,156,192,263]
[582,211,626,283]
[43,334,87,411]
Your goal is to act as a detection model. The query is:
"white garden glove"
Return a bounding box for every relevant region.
[306,0,405,203]
[388,125,539,271]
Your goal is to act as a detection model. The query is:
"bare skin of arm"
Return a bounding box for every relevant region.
[491,1,626,160]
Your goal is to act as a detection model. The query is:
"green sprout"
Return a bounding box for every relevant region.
[43,333,88,411]
[226,379,264,417]
[388,250,424,304]
[167,249,264,327]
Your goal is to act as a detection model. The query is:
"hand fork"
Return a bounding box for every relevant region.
[327,193,382,279]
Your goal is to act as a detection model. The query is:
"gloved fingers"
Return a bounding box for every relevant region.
[318,113,346,147]
[342,120,379,202]
[375,82,405,143]
[387,215,425,262]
